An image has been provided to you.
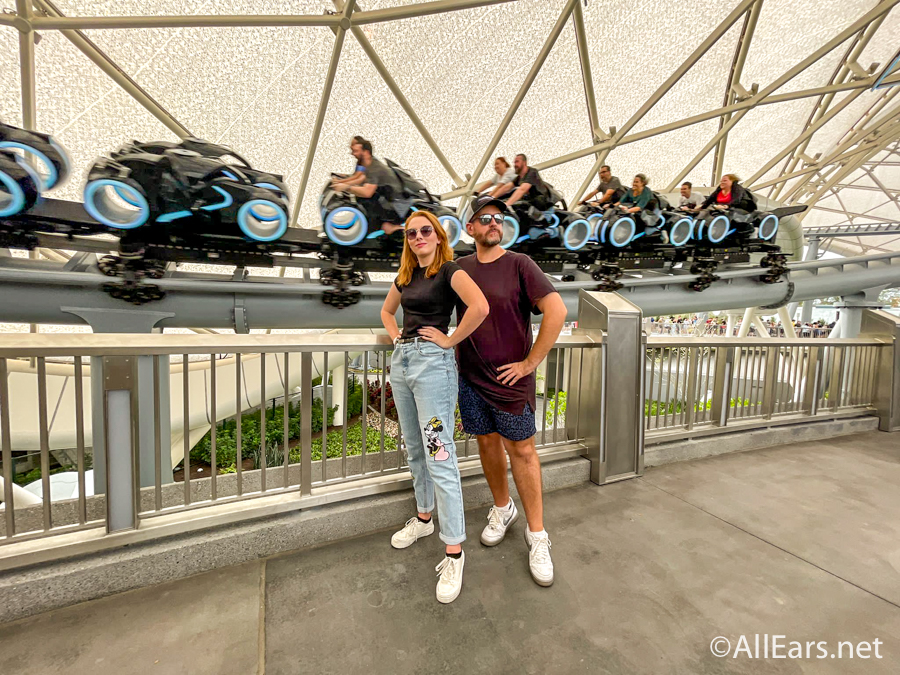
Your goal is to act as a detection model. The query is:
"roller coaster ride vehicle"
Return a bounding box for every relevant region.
[84,138,290,242]
[318,159,465,307]
[0,122,70,220]
[502,183,593,254]
[82,138,291,303]
[320,159,463,248]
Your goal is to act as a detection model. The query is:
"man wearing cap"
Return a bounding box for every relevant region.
[454,193,567,587]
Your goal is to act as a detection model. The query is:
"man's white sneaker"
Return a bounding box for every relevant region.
[391,517,434,549]
[435,551,465,604]
[480,500,519,546]
[525,527,554,587]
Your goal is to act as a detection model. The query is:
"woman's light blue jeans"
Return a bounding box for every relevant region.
[390,339,465,545]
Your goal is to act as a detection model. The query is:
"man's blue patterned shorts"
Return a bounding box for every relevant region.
[458,376,537,442]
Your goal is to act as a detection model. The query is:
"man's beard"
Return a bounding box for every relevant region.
[473,227,502,247]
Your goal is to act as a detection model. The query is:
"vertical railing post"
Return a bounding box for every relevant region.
[860,310,900,432]
[762,345,779,420]
[803,346,822,416]
[711,346,734,427]
[574,291,643,485]
[101,356,139,532]
[829,347,845,412]
[300,352,313,495]
[684,347,699,431]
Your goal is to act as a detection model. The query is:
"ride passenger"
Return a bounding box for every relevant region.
[493,153,552,210]
[614,174,656,216]
[677,181,702,211]
[579,165,625,207]
[330,135,368,189]
[474,157,517,196]
[700,174,756,213]
[336,138,406,235]
[381,210,489,604]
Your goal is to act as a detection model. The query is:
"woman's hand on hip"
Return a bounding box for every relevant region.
[417,327,452,349]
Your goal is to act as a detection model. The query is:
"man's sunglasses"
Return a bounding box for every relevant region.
[472,213,505,225]
[405,225,434,240]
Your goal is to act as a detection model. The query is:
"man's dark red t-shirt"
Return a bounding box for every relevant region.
[455,251,556,414]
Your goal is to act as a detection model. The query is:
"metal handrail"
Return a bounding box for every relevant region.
[0,333,600,357]
[647,336,886,347]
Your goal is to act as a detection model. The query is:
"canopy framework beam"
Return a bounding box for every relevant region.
[571,0,759,204]
[665,0,900,191]
[456,0,579,216]
[433,70,900,202]
[770,13,888,200]
[571,0,603,148]
[337,0,463,187]
[776,93,900,202]
[711,0,764,185]
[30,0,192,139]
[797,118,900,213]
[24,1,516,30]
[289,0,357,227]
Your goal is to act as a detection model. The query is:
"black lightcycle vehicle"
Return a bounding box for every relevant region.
[501,183,593,253]
[320,158,463,248]
[83,138,290,244]
[0,122,71,218]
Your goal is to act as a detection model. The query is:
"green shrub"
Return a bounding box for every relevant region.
[545,391,567,426]
[13,464,76,487]
[644,397,756,417]
[291,423,398,462]
[191,395,337,470]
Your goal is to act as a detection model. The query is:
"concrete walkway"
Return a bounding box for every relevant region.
[1,431,898,674]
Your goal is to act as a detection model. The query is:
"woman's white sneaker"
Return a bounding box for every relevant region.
[480,500,519,546]
[435,551,465,604]
[524,527,554,587]
[391,517,434,549]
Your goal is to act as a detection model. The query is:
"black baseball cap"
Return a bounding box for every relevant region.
[468,193,509,221]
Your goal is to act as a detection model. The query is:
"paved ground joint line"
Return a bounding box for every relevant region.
[638,476,900,612]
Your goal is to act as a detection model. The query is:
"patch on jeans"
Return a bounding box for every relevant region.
[424,416,450,461]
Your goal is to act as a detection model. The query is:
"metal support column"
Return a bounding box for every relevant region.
[860,309,900,431]
[574,291,643,485]
[800,238,820,324]
[101,356,139,532]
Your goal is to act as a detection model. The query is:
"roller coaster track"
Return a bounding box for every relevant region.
[803,222,900,238]
[0,248,897,330]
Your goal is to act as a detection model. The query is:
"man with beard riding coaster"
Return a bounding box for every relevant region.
[454,193,567,587]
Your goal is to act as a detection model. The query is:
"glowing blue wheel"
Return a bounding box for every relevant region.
[757,214,778,241]
[324,206,368,246]
[669,217,694,247]
[500,214,520,250]
[438,214,462,247]
[563,219,592,251]
[237,199,288,242]
[83,179,150,229]
[0,164,28,217]
[0,140,69,191]
[706,215,732,244]
[608,216,636,248]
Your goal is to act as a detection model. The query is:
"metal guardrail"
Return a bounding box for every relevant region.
[643,337,886,441]
[0,334,599,562]
[648,324,834,338]
[0,312,895,570]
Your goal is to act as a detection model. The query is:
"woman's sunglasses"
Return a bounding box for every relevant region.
[405,224,434,240]
[475,214,505,225]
